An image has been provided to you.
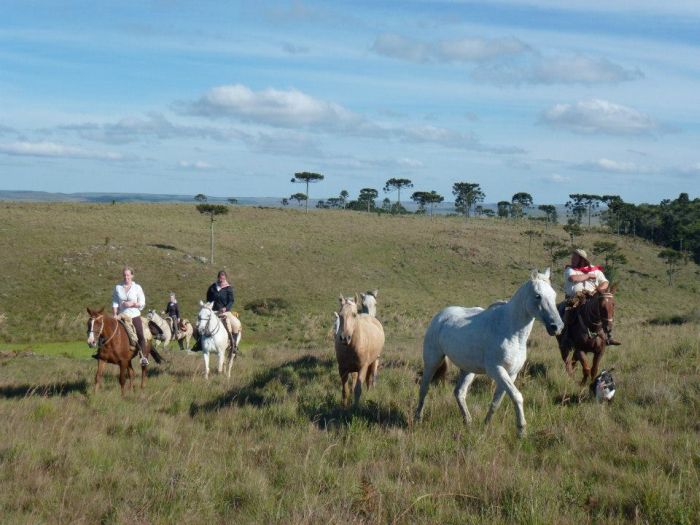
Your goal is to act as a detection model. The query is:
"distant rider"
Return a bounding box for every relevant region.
[165,292,180,338]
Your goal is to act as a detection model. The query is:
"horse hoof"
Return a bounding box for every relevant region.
[517,427,527,439]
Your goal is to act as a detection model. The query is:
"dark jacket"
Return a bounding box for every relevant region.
[165,301,180,319]
[206,283,234,312]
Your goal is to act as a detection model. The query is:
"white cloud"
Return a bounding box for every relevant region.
[186,84,370,132]
[373,34,640,85]
[476,55,642,85]
[541,99,659,135]
[0,141,123,160]
[178,160,214,170]
[397,157,424,168]
[576,158,655,174]
[372,33,529,63]
[59,112,237,144]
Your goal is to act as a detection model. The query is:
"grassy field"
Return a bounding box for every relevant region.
[1,203,699,523]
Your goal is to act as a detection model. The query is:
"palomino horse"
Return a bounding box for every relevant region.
[196,301,241,379]
[415,269,563,437]
[335,296,385,406]
[86,308,163,395]
[557,285,618,386]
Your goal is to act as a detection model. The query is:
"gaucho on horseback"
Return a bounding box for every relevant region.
[560,249,621,346]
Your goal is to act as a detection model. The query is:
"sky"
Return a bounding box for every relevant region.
[1,0,699,204]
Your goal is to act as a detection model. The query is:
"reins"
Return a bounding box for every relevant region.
[199,308,224,337]
[89,315,119,349]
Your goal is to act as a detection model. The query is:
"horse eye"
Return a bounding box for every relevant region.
[535,294,542,300]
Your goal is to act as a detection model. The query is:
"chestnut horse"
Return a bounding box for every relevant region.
[86,308,163,395]
[556,285,618,385]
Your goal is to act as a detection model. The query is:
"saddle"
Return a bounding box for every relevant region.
[116,314,139,347]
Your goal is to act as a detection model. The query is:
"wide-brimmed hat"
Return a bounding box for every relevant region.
[572,248,591,264]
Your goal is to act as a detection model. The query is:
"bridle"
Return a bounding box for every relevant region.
[578,292,615,338]
[198,307,224,337]
[87,314,118,349]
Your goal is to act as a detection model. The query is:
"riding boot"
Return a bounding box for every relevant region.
[606,332,622,346]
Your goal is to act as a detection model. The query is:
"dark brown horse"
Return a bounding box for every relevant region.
[556,285,618,385]
[86,308,162,395]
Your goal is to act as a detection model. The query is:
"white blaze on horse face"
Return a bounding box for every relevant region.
[87,318,95,347]
[337,300,358,345]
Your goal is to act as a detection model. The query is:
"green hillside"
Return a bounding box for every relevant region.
[0,203,698,523]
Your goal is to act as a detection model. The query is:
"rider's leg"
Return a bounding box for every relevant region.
[132,316,149,366]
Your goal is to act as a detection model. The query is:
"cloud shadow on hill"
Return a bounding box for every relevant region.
[189,354,408,429]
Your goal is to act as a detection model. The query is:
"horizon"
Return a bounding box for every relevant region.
[1,1,698,203]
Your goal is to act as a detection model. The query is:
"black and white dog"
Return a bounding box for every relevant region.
[591,369,616,402]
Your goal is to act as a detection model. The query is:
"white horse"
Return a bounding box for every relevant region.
[415,269,563,436]
[359,289,378,317]
[196,301,239,379]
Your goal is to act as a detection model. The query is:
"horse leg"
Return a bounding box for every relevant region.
[560,344,575,376]
[415,351,446,422]
[203,351,210,380]
[590,346,606,384]
[454,370,476,425]
[94,359,106,392]
[575,349,591,386]
[140,362,147,390]
[491,366,527,437]
[484,385,506,425]
[225,345,235,379]
[217,347,225,374]
[354,366,369,405]
[368,359,379,388]
[340,371,351,407]
[118,363,127,397]
[128,361,135,391]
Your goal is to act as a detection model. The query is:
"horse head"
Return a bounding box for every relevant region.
[528,268,564,336]
[598,283,617,339]
[86,307,105,348]
[337,295,359,345]
[360,289,378,317]
[197,301,216,335]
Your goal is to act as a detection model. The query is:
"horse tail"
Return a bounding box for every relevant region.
[431,357,449,384]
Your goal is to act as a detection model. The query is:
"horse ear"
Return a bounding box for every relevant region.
[199,300,204,307]
[338,294,344,305]
[372,289,379,297]
[355,292,361,305]
[530,269,539,280]
[86,307,93,315]
[543,267,551,279]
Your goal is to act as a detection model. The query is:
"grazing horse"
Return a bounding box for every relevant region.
[86,308,163,395]
[334,296,385,406]
[415,269,563,437]
[557,285,618,386]
[196,301,241,379]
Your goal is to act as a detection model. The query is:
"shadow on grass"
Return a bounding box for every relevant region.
[189,354,408,429]
[0,379,88,398]
[305,399,408,430]
[147,243,177,251]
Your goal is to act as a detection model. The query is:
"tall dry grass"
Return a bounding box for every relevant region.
[0,203,698,522]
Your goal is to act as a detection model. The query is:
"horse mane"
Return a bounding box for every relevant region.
[488,300,508,309]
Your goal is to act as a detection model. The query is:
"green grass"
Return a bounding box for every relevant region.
[0,203,699,523]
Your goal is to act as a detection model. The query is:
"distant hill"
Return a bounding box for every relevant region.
[0,190,570,217]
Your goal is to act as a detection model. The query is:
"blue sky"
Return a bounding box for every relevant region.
[1,0,698,204]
